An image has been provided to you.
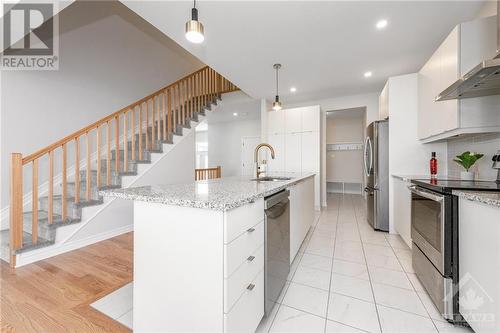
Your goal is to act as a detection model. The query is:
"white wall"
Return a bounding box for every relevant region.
[207,119,261,177]
[326,112,364,187]
[1,1,203,209]
[387,73,448,234]
[475,0,497,18]
[447,133,500,180]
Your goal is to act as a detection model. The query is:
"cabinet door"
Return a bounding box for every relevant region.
[301,131,319,172]
[267,133,285,172]
[438,26,459,133]
[285,107,302,133]
[418,63,433,139]
[267,109,285,134]
[459,199,500,333]
[379,82,389,120]
[301,106,320,132]
[392,178,412,248]
[285,133,302,173]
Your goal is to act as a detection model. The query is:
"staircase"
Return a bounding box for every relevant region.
[3,66,238,267]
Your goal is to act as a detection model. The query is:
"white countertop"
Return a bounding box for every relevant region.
[99,173,315,211]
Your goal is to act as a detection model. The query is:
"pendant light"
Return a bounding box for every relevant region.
[185,0,205,44]
[272,64,282,111]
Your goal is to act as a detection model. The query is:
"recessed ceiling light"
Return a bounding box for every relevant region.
[376,19,388,30]
[233,112,238,116]
[364,71,373,78]
[290,87,297,93]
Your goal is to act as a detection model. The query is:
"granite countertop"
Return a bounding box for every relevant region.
[392,175,431,181]
[99,173,316,211]
[452,190,500,208]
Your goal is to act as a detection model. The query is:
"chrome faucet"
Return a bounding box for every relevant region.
[254,143,275,179]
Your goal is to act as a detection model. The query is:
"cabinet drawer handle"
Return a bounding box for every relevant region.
[247,255,255,262]
[247,284,255,291]
[247,228,255,233]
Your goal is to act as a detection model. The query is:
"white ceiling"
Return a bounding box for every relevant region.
[123,1,486,104]
[202,91,260,124]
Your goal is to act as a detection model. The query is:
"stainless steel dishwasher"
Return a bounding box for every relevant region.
[264,190,290,316]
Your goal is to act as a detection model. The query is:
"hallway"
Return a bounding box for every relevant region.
[257,194,471,333]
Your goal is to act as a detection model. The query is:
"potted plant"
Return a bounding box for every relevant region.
[453,151,484,180]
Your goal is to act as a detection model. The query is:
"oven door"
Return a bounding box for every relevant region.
[409,185,446,275]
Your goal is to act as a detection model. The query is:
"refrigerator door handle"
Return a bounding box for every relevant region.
[363,137,372,177]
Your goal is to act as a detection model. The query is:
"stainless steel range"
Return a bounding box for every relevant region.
[410,179,500,323]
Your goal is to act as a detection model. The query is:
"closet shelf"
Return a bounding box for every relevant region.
[326,142,363,151]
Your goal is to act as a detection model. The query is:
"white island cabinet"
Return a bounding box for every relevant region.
[457,192,500,333]
[101,175,315,332]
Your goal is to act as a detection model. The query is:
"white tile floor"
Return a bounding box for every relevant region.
[91,282,133,329]
[91,193,474,332]
[257,193,473,333]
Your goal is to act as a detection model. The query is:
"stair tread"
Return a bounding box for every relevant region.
[1,230,54,253]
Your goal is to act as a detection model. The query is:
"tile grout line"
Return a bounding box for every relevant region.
[323,193,341,333]
[385,234,441,332]
[352,194,384,333]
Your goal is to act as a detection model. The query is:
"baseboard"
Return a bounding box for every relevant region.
[15,224,133,267]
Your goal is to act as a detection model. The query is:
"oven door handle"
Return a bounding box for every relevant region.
[407,185,444,202]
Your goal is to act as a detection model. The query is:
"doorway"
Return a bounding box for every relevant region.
[241,136,260,176]
[325,108,366,195]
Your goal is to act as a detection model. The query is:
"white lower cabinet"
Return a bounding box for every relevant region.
[224,270,264,332]
[459,198,500,333]
[289,177,315,263]
[392,177,412,247]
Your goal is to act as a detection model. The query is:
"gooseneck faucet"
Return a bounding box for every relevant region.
[254,143,275,179]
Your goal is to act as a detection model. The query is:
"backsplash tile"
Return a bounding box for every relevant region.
[447,133,500,181]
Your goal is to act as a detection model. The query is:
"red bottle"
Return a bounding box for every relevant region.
[430,152,438,179]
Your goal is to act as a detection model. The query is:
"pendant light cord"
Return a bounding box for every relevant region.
[275,66,279,96]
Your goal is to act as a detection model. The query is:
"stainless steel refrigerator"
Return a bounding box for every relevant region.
[363,120,389,231]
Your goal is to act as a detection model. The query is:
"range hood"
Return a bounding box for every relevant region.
[436,1,500,101]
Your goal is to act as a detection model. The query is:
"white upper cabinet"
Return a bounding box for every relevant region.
[285,133,302,173]
[301,106,321,132]
[267,109,285,134]
[285,107,302,133]
[301,131,320,172]
[266,105,321,208]
[418,16,500,142]
[378,81,389,120]
[267,133,285,172]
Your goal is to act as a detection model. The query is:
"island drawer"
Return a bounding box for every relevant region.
[224,269,264,332]
[224,220,264,277]
[224,245,264,313]
[224,198,264,243]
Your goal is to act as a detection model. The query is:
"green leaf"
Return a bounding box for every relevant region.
[453,151,484,172]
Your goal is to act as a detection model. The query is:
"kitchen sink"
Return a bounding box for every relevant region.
[251,176,292,182]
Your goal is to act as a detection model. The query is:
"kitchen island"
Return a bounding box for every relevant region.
[454,190,500,333]
[100,173,315,332]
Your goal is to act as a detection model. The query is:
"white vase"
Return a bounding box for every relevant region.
[461,171,475,181]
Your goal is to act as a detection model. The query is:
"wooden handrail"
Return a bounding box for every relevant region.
[22,66,237,164]
[9,66,237,266]
[195,166,222,181]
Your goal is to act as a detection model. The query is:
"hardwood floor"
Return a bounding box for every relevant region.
[0,233,133,333]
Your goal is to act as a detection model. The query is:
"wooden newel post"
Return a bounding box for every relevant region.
[10,153,23,266]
